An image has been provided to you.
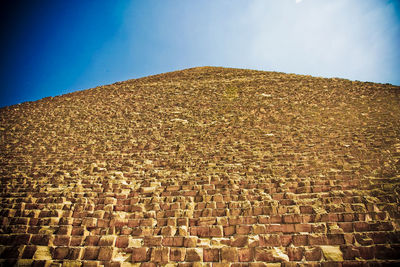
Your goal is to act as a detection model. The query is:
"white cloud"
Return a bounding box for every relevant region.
[117,0,400,85]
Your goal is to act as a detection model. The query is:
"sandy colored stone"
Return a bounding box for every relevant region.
[33,246,52,260]
[98,246,114,261]
[321,246,344,261]
[221,247,238,262]
[1,67,400,266]
[62,261,82,267]
[129,238,142,247]
[170,247,186,262]
[185,248,203,262]
[151,247,169,263]
[131,248,149,262]
[98,235,115,246]
[271,247,289,262]
[16,260,34,267]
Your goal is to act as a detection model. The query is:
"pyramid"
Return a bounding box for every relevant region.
[0,66,399,266]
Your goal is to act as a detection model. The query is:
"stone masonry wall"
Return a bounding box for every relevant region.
[0,67,399,266]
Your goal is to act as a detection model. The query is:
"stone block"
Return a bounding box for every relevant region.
[162,237,184,247]
[33,246,52,260]
[82,217,97,228]
[223,226,235,236]
[131,247,150,262]
[98,247,114,261]
[144,236,162,247]
[53,247,69,260]
[98,235,115,246]
[320,246,344,261]
[83,247,99,260]
[84,235,100,246]
[358,246,374,260]
[308,234,328,245]
[184,237,197,247]
[185,248,202,262]
[238,248,254,262]
[21,245,37,259]
[68,247,82,260]
[203,248,219,262]
[236,225,252,235]
[231,235,249,247]
[209,226,223,237]
[161,226,177,236]
[295,223,312,233]
[151,247,169,263]
[340,245,360,260]
[259,234,281,247]
[283,214,302,224]
[287,247,304,261]
[254,247,289,262]
[12,234,31,245]
[116,236,129,248]
[327,234,345,245]
[170,247,186,262]
[254,248,273,262]
[304,246,322,261]
[30,235,51,246]
[221,247,238,262]
[70,236,83,246]
[53,235,71,246]
[253,224,266,234]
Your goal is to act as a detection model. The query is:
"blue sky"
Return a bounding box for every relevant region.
[1,0,399,108]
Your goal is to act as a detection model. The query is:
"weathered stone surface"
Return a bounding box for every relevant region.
[271,247,289,262]
[170,247,186,262]
[185,248,202,262]
[204,248,219,262]
[98,246,114,261]
[238,248,254,262]
[151,247,169,263]
[304,246,322,261]
[231,235,249,247]
[115,236,129,248]
[83,247,99,260]
[221,247,238,262]
[320,246,344,261]
[98,236,115,246]
[130,247,149,262]
[0,67,400,266]
[32,246,52,260]
[52,246,69,260]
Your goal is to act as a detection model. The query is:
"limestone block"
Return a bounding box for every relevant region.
[161,226,177,236]
[129,238,142,247]
[62,261,82,267]
[82,217,97,228]
[141,187,156,194]
[151,247,169,263]
[185,248,202,262]
[98,235,115,246]
[238,248,254,262]
[16,259,34,267]
[33,246,52,260]
[271,247,289,262]
[170,247,186,262]
[98,246,114,261]
[131,248,150,262]
[104,197,117,205]
[221,247,238,262]
[320,246,344,261]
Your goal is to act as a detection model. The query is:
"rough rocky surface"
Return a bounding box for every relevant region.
[0,66,400,266]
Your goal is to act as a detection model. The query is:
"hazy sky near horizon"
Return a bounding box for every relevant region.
[0,0,399,107]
